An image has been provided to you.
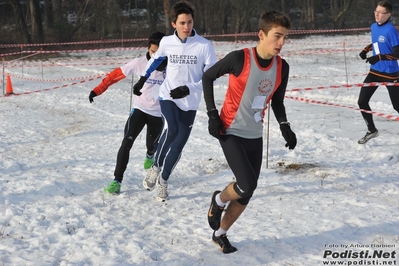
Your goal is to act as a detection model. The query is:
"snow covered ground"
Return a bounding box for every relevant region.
[0,33,398,266]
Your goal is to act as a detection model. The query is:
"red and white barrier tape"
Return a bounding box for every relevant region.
[1,43,367,60]
[285,95,399,121]
[1,37,373,59]
[8,73,106,83]
[4,56,133,65]
[290,73,367,80]
[285,40,368,46]
[280,48,359,57]
[4,61,128,69]
[0,28,372,49]
[0,38,148,48]
[0,46,146,57]
[286,82,399,93]
[0,76,103,98]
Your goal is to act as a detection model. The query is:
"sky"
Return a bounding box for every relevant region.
[0,33,398,266]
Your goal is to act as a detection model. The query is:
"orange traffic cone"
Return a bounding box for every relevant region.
[5,74,14,95]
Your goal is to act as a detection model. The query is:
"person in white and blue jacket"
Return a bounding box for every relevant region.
[132,1,217,202]
[357,1,399,144]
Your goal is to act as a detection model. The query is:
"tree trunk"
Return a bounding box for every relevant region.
[221,0,230,34]
[305,0,315,29]
[193,0,205,33]
[231,0,255,33]
[52,0,62,25]
[281,0,286,14]
[30,0,44,43]
[163,0,171,34]
[10,0,31,43]
[44,0,53,29]
[330,0,355,28]
[147,0,160,33]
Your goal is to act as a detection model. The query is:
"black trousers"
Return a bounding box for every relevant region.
[358,71,399,131]
[114,109,163,181]
[219,135,263,205]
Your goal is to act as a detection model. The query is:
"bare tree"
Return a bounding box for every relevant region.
[163,0,171,34]
[281,0,287,14]
[192,0,205,33]
[29,0,45,43]
[304,0,315,29]
[43,0,54,29]
[1,0,390,45]
[146,0,159,33]
[217,0,231,34]
[229,0,266,33]
[10,0,31,43]
[51,0,62,25]
[330,0,355,28]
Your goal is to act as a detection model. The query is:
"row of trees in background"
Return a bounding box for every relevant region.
[0,0,398,45]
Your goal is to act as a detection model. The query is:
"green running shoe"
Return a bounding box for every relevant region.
[143,155,154,170]
[103,180,121,194]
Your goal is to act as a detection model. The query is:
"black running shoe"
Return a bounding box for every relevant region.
[208,190,224,230]
[358,130,379,144]
[212,232,237,254]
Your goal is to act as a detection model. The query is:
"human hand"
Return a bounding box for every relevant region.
[133,76,148,96]
[366,55,380,65]
[170,85,190,99]
[359,44,372,60]
[207,109,226,139]
[280,122,297,150]
[359,50,367,60]
[89,91,97,103]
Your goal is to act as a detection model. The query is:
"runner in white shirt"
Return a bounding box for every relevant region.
[132,1,217,202]
[89,31,167,194]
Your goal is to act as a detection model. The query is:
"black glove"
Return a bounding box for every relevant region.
[170,85,190,99]
[207,109,226,139]
[133,76,147,96]
[366,55,380,65]
[359,50,367,60]
[359,44,372,60]
[89,91,97,103]
[280,122,297,150]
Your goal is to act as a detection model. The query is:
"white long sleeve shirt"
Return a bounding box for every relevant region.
[121,56,164,117]
[141,30,217,111]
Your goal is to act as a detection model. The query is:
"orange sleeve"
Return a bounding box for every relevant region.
[92,67,126,96]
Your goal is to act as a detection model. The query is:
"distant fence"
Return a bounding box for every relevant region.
[0,27,375,58]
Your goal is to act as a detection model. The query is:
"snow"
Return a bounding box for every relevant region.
[0,33,398,266]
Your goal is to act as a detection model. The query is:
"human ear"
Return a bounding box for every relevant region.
[258,30,265,40]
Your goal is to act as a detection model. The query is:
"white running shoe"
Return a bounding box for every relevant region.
[358,130,379,144]
[143,166,160,191]
[156,179,169,202]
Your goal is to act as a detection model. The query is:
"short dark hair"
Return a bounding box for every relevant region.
[170,1,195,24]
[378,1,392,13]
[148,31,165,48]
[258,11,291,35]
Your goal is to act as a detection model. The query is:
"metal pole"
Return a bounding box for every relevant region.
[130,76,134,112]
[266,103,271,169]
[343,42,349,86]
[41,48,44,79]
[20,46,24,77]
[2,58,5,95]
